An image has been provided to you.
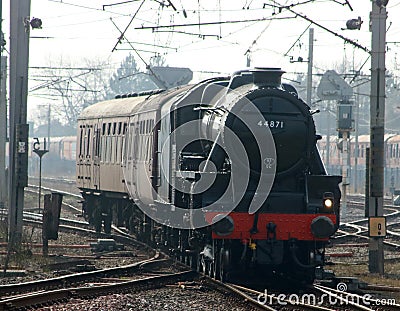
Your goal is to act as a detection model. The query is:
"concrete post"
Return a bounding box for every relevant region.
[8,0,31,247]
[306,28,314,106]
[369,0,386,275]
[0,56,7,209]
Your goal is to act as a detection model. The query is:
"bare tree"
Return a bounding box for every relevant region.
[29,57,111,127]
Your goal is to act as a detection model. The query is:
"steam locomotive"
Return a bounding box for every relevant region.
[76,68,341,284]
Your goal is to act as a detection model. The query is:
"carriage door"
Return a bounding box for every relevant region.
[92,123,101,189]
[77,124,85,188]
[125,116,139,199]
[158,104,172,202]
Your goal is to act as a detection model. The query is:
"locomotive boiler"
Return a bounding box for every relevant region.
[76,67,341,284]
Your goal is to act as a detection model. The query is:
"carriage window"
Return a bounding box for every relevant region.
[101,136,106,161]
[148,136,153,161]
[79,128,84,157]
[123,123,127,134]
[118,122,122,135]
[86,128,91,157]
[150,120,154,133]
[107,136,112,163]
[139,136,143,160]
[83,128,87,157]
[115,137,120,163]
[120,136,124,163]
[107,123,111,135]
[94,129,100,158]
[102,123,106,135]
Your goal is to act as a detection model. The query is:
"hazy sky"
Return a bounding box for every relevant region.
[2,1,400,118]
[2,1,399,73]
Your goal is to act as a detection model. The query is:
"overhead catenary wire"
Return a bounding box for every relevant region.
[263,1,370,53]
[110,17,167,89]
[48,0,114,12]
[29,70,95,93]
[103,0,139,10]
[28,1,400,104]
[244,20,272,57]
[111,0,147,52]
[135,15,296,30]
[29,66,101,71]
[41,1,370,73]
[284,23,311,56]
[48,0,135,17]
[153,29,221,39]
[119,40,178,50]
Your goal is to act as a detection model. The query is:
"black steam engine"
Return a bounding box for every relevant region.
[77,68,341,284]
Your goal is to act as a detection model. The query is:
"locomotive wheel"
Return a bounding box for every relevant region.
[104,214,112,234]
[212,258,217,279]
[293,267,315,285]
[190,252,198,271]
[199,257,204,273]
[93,209,102,233]
[198,255,204,273]
[208,261,214,277]
[218,248,230,282]
[200,257,213,277]
[128,215,135,233]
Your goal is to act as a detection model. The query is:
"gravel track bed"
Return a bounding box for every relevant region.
[35,284,259,311]
[29,177,81,197]
[0,227,151,286]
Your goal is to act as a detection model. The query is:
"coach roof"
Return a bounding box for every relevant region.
[78,96,147,120]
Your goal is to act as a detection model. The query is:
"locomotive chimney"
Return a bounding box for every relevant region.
[251,67,285,88]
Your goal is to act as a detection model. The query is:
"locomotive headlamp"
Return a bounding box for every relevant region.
[324,199,333,209]
[323,192,334,209]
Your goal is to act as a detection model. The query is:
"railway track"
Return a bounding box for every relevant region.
[333,194,400,248]
[205,280,400,311]
[2,183,265,310]
[18,181,400,310]
[209,281,332,311]
[1,210,196,310]
[313,284,400,311]
[0,269,195,310]
[0,247,162,297]
[209,281,400,310]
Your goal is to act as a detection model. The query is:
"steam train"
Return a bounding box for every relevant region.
[76,68,342,284]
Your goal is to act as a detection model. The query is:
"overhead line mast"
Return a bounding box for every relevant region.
[8,0,31,250]
[368,0,388,275]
